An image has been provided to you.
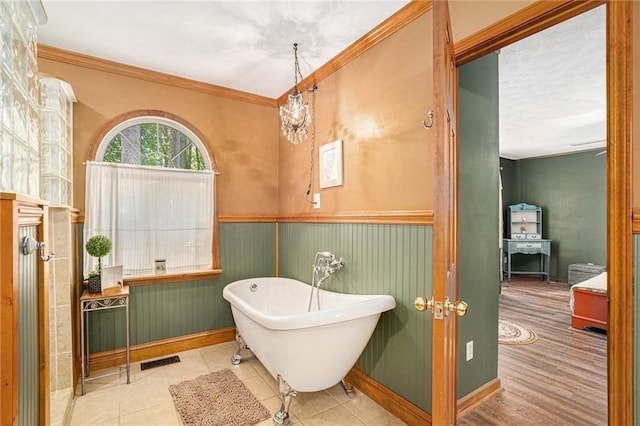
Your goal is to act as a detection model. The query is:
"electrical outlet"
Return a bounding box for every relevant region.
[466,341,473,361]
[313,193,320,209]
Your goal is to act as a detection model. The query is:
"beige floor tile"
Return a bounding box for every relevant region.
[50,389,73,426]
[246,358,278,393]
[325,382,361,403]
[67,342,399,426]
[164,358,210,385]
[289,390,340,420]
[120,401,181,425]
[69,387,120,425]
[301,404,365,425]
[342,394,405,425]
[226,360,260,380]
[242,375,278,401]
[119,378,174,416]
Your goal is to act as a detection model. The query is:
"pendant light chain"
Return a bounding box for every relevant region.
[306,87,317,204]
[293,43,299,90]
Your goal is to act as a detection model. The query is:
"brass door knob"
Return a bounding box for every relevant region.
[414,296,433,312]
[445,299,468,317]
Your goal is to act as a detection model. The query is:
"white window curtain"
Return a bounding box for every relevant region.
[83,161,214,278]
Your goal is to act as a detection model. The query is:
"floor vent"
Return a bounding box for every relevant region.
[141,355,181,371]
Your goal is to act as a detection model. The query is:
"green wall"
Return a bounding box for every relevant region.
[457,53,500,398]
[278,222,433,412]
[500,158,518,210]
[87,222,276,352]
[501,151,606,281]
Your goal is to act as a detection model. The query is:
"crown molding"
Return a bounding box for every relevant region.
[276,0,433,105]
[37,44,277,108]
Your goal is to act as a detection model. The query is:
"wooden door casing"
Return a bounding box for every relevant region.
[431,0,459,424]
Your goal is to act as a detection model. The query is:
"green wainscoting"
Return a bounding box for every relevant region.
[86,222,276,352]
[458,53,500,399]
[500,151,606,281]
[278,222,433,412]
[18,226,39,425]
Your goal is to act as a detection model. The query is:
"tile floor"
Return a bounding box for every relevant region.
[67,341,405,425]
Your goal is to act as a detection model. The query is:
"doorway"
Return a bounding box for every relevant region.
[449,1,633,424]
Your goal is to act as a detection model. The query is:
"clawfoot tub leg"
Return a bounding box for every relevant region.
[273,375,297,426]
[231,332,249,365]
[341,379,355,397]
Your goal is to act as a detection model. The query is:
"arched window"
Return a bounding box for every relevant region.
[96,116,211,170]
[84,113,218,280]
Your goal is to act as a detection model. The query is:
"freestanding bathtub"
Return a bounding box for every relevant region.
[222,277,396,423]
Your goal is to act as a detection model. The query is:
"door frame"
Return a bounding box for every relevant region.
[448,0,633,423]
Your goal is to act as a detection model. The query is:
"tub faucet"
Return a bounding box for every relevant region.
[308,252,345,311]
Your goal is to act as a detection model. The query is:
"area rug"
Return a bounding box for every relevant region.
[498,319,538,345]
[169,368,270,426]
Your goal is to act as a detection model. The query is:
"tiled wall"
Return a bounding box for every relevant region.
[48,207,73,392]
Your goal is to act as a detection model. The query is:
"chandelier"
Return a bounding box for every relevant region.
[279,43,315,145]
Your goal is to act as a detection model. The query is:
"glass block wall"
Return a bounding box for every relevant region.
[0,1,42,197]
[40,77,75,206]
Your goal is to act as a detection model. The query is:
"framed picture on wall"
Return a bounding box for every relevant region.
[319,139,343,189]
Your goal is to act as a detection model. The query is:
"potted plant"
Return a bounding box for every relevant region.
[85,235,112,293]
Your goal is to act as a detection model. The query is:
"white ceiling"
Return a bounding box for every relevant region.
[498,5,605,160]
[37,1,605,159]
[38,0,410,99]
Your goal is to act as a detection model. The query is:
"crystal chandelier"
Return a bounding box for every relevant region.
[279,43,313,145]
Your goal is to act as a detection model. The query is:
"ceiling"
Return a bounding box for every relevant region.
[38,0,410,99]
[37,1,605,160]
[498,5,605,160]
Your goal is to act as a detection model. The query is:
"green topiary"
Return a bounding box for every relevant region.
[85,235,112,274]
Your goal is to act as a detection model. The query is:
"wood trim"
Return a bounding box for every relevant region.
[37,207,50,426]
[606,1,634,424]
[277,210,434,225]
[0,192,43,203]
[37,44,277,108]
[457,378,502,414]
[118,269,223,287]
[454,0,604,66]
[87,327,236,371]
[212,177,220,270]
[631,207,640,233]
[72,212,433,225]
[0,199,19,425]
[276,0,433,105]
[219,215,278,223]
[69,208,82,224]
[345,367,431,425]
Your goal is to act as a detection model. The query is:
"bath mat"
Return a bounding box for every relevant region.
[498,319,539,345]
[141,355,180,370]
[169,368,270,426]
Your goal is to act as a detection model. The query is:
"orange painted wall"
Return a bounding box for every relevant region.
[37,58,279,216]
[278,12,434,215]
[449,0,537,42]
[38,1,636,216]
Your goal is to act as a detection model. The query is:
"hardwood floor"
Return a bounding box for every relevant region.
[458,279,607,426]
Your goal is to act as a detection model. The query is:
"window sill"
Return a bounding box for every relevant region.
[123,269,222,286]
